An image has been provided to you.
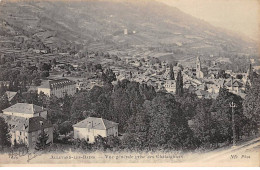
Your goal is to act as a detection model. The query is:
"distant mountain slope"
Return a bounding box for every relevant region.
[0,0,257,55]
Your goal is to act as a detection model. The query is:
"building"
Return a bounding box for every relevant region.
[73,117,118,143]
[38,79,76,98]
[2,103,48,119]
[0,81,10,89]
[164,80,176,94]
[124,28,128,35]
[1,103,53,149]
[5,91,18,104]
[224,77,245,95]
[196,56,204,79]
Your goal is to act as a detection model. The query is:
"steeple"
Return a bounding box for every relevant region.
[196,56,201,71]
[196,56,203,79]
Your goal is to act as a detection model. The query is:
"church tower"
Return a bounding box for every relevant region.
[196,56,203,78]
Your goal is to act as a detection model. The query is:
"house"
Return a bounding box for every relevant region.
[195,89,210,99]
[38,79,76,98]
[1,103,53,149]
[73,117,118,143]
[164,80,176,94]
[1,114,53,149]
[2,103,48,119]
[5,91,18,104]
[224,78,245,94]
[0,81,10,89]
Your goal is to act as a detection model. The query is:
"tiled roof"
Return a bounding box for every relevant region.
[73,117,118,130]
[38,79,76,89]
[1,114,52,133]
[3,103,46,114]
[225,79,243,87]
[5,91,17,102]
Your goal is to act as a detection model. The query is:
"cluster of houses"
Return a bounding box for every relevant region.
[107,55,251,99]
[0,103,118,149]
[0,51,257,150]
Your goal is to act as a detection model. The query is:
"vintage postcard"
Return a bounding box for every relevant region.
[0,0,259,167]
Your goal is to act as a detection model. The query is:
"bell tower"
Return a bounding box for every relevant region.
[196,56,202,78]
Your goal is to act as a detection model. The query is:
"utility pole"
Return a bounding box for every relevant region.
[229,102,237,147]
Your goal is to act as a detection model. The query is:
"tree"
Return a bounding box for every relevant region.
[106,136,120,150]
[41,71,50,78]
[0,83,7,96]
[190,99,214,147]
[35,129,51,151]
[169,64,175,80]
[245,79,251,94]
[101,69,116,84]
[146,93,194,150]
[123,103,151,150]
[0,93,10,112]
[62,94,73,120]
[175,89,199,120]
[248,64,254,82]
[58,121,73,137]
[0,117,11,149]
[19,91,38,105]
[176,70,184,97]
[93,135,107,151]
[38,62,51,72]
[243,77,260,124]
[211,87,245,144]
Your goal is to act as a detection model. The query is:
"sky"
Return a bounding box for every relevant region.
[158,0,259,41]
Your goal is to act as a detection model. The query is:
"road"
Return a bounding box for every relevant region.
[188,137,260,166]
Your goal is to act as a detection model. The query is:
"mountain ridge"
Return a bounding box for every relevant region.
[0,0,257,57]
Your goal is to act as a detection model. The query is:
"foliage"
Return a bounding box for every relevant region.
[176,70,183,97]
[145,93,195,150]
[35,130,51,151]
[101,68,116,84]
[0,93,10,112]
[169,64,175,80]
[211,87,246,144]
[243,76,260,124]
[58,121,73,137]
[0,117,11,149]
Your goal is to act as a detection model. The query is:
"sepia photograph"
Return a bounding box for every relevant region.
[0,0,259,167]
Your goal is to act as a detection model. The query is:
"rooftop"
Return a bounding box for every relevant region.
[1,114,52,133]
[3,103,46,114]
[73,117,118,130]
[38,79,76,89]
[5,91,17,102]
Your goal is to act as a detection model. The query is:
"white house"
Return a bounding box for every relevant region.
[2,103,48,119]
[164,80,176,94]
[73,117,118,143]
[38,78,76,98]
[1,103,53,149]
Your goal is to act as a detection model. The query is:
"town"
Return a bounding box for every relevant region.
[0,46,259,152]
[0,0,259,161]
